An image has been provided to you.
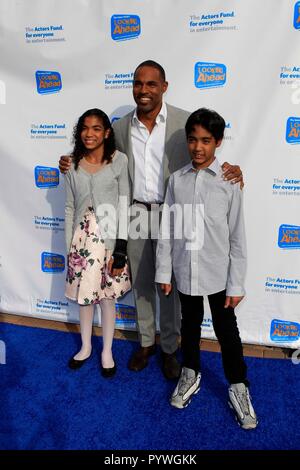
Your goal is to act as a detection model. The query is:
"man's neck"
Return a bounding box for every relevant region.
[136,103,163,133]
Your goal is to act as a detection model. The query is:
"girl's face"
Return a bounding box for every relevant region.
[80,115,110,152]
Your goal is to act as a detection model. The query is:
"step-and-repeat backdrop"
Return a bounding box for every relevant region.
[0,0,299,348]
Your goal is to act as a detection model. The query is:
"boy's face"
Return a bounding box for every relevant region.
[187,124,222,170]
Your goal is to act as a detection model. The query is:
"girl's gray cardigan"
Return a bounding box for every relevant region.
[64,150,130,252]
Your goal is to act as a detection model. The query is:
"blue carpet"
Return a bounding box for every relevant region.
[0,322,299,450]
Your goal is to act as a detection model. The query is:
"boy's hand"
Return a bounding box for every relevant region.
[224,296,244,309]
[222,162,244,189]
[160,283,172,296]
[59,155,72,174]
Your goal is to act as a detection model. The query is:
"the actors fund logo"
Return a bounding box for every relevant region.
[41,252,65,273]
[294,2,300,29]
[111,14,141,41]
[278,224,300,249]
[35,70,62,94]
[270,319,300,342]
[35,166,59,188]
[286,117,300,144]
[194,62,226,89]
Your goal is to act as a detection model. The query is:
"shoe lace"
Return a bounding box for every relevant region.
[178,372,195,396]
[236,388,250,416]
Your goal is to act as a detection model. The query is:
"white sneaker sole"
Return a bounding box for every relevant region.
[170,384,201,409]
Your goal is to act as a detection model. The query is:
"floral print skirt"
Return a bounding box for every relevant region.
[65,207,131,305]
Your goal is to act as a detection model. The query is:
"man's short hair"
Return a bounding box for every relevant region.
[134,60,166,81]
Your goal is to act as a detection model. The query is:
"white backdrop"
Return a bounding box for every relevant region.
[0,0,299,348]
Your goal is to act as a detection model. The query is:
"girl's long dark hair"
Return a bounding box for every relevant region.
[72,108,116,170]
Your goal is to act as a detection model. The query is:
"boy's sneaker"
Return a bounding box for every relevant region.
[170,367,201,409]
[228,383,258,430]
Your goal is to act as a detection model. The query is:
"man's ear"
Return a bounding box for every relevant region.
[163,81,168,93]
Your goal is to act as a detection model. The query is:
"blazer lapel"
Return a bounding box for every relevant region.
[124,113,135,185]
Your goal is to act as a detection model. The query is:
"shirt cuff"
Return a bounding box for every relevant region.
[226,286,246,297]
[155,272,172,284]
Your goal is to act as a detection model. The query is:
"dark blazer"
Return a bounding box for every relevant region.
[112,103,191,200]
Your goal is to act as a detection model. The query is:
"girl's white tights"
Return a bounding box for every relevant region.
[73,299,116,368]
[100,298,116,368]
[73,304,93,361]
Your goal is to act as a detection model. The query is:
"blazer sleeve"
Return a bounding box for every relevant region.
[155,175,175,284]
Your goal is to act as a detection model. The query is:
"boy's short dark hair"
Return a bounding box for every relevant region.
[185,108,225,142]
[134,60,166,82]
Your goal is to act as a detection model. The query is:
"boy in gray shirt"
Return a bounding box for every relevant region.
[155,108,257,430]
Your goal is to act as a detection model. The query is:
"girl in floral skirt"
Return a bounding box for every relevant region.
[64,108,131,377]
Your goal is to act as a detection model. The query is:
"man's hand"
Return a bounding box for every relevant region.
[224,296,244,309]
[59,155,72,174]
[108,257,123,278]
[159,283,172,296]
[221,162,244,189]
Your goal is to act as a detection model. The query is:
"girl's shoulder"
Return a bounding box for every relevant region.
[111,150,128,167]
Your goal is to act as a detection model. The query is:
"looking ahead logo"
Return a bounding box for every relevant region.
[115,303,136,328]
[286,117,300,144]
[194,62,226,89]
[270,319,300,342]
[294,2,300,29]
[278,224,300,249]
[35,166,59,188]
[35,70,62,94]
[111,15,141,41]
[41,252,65,273]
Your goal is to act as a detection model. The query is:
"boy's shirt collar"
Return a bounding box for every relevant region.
[180,157,220,176]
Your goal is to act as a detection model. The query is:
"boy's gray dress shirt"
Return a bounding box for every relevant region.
[155,158,246,297]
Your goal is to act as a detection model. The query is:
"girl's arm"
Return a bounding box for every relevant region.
[64,171,75,253]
